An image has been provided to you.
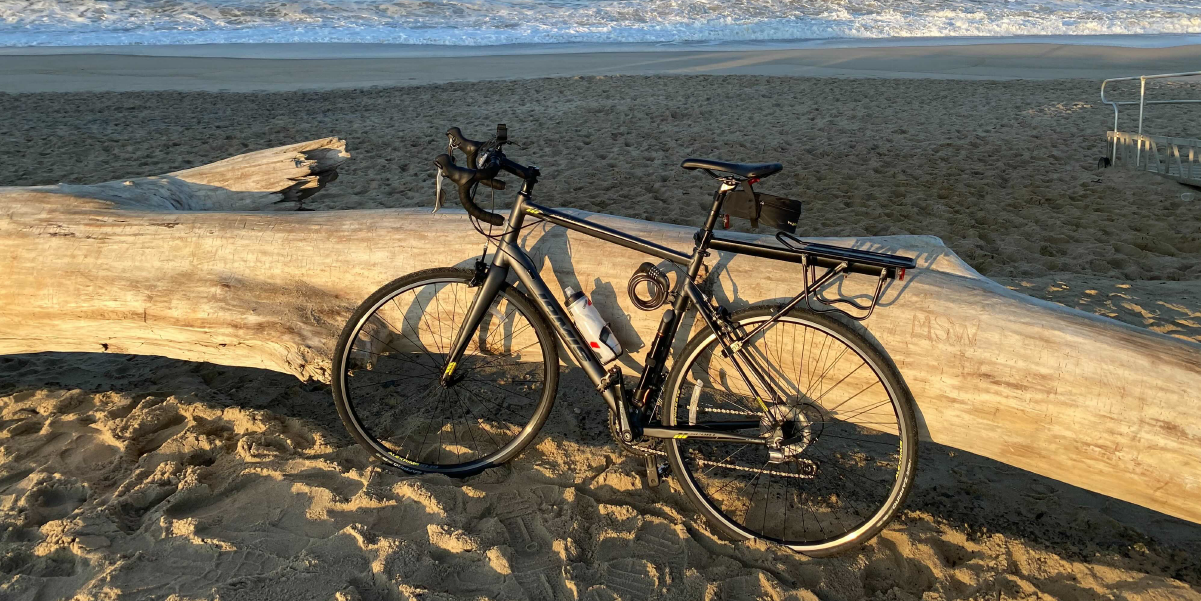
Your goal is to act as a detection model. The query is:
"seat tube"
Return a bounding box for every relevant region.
[688,183,733,281]
[629,185,731,410]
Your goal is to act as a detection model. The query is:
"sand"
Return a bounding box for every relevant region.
[2,47,1201,600]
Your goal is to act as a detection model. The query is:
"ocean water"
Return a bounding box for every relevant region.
[1,0,1199,47]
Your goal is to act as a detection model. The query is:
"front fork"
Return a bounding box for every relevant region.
[441,191,625,420]
[440,259,510,386]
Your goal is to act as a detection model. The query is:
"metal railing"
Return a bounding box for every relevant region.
[1107,131,1201,184]
[1101,71,1201,164]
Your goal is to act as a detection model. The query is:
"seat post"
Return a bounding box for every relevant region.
[702,179,738,234]
[687,178,738,282]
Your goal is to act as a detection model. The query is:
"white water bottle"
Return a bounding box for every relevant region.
[564,287,622,364]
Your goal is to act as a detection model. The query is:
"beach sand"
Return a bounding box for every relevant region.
[2,48,1200,600]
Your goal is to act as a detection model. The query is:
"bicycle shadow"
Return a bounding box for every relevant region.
[1,351,1198,600]
[508,221,648,375]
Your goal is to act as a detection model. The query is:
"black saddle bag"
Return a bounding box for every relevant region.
[723,184,802,233]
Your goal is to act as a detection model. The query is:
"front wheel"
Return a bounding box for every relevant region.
[332,267,559,476]
[662,307,917,556]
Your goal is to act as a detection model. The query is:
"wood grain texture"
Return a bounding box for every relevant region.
[1,142,1197,525]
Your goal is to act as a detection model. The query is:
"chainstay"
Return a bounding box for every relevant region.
[614,420,815,479]
[624,442,814,479]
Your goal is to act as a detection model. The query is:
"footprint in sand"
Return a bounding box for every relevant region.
[631,521,688,584]
[291,468,365,501]
[444,561,508,597]
[0,468,35,493]
[720,573,793,601]
[600,558,660,601]
[928,537,983,570]
[109,398,189,458]
[3,418,44,438]
[590,521,687,599]
[492,490,567,601]
[17,475,89,527]
[235,433,297,462]
[111,480,178,533]
[861,534,937,597]
[0,545,80,579]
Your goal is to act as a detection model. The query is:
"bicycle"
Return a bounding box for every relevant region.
[332,125,919,555]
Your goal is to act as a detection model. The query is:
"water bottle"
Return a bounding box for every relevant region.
[564,287,622,364]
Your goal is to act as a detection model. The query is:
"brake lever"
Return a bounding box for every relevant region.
[434,169,445,213]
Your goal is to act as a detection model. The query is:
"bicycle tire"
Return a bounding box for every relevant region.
[662,306,918,556]
[332,267,559,476]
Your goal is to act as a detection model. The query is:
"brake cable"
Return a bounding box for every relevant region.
[458,138,546,281]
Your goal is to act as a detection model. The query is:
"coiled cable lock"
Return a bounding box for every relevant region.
[627,262,671,311]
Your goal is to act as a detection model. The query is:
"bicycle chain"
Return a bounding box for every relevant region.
[609,409,815,479]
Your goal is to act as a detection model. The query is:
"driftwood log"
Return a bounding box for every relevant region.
[2,141,1199,525]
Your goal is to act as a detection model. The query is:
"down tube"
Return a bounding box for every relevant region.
[499,240,619,413]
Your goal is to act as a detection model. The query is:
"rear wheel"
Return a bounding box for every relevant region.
[332,268,559,476]
[662,307,917,556]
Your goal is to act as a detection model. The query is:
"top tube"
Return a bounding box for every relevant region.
[523,202,692,265]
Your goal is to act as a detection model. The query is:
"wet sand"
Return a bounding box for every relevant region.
[2,42,1201,92]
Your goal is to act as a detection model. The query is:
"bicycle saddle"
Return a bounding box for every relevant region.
[681,158,783,180]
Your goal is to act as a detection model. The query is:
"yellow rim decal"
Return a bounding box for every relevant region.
[390,453,418,466]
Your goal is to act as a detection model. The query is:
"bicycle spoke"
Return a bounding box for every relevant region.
[368,308,443,368]
[449,387,505,455]
[809,359,866,404]
[353,330,440,376]
[349,371,434,393]
[823,379,885,415]
[460,377,542,406]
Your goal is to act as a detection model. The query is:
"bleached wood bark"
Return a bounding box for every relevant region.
[1,142,1198,525]
[46,137,349,211]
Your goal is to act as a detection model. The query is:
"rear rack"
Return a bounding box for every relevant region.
[709,233,914,276]
[709,232,916,322]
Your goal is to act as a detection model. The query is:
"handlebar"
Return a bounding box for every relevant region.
[434,125,539,227]
[434,152,505,226]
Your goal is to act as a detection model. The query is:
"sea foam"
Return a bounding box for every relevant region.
[1,0,1199,47]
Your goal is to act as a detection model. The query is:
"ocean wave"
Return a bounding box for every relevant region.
[1,0,1199,47]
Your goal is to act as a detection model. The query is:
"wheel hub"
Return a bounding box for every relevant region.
[762,401,823,464]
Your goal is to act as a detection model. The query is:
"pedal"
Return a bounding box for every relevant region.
[644,455,662,488]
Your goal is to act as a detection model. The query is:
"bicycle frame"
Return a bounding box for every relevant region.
[439,178,911,444]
